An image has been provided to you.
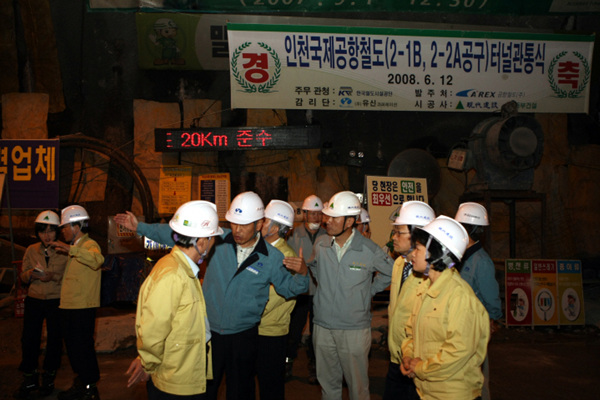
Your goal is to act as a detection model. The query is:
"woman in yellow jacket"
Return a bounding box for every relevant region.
[401,216,490,400]
[127,201,222,399]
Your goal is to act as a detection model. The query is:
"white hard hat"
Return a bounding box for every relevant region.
[389,206,401,221]
[322,191,361,217]
[35,210,60,226]
[265,200,295,227]
[302,195,324,211]
[60,205,89,226]
[169,201,224,238]
[358,208,371,224]
[393,201,435,227]
[418,216,469,260]
[454,202,489,226]
[153,18,177,30]
[225,191,265,224]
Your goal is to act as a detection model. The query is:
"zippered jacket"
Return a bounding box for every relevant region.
[21,242,68,300]
[137,223,309,335]
[136,246,212,396]
[59,234,104,309]
[309,230,394,330]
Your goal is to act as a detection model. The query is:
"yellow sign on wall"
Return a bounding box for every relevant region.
[365,175,428,249]
[158,166,192,215]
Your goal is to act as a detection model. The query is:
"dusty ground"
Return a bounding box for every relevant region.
[1,301,599,400]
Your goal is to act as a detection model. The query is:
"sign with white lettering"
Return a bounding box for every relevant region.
[228,24,595,113]
[198,173,230,221]
[505,259,584,327]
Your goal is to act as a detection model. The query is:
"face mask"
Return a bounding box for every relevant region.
[196,250,208,266]
[307,222,321,230]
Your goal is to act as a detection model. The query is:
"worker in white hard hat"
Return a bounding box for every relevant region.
[454,202,502,400]
[114,192,308,400]
[14,211,67,399]
[400,216,490,400]
[257,200,298,400]
[355,208,371,239]
[51,205,104,400]
[126,201,222,398]
[384,201,435,400]
[285,194,326,384]
[283,191,394,400]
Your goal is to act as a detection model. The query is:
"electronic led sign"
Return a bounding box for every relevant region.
[154,126,320,152]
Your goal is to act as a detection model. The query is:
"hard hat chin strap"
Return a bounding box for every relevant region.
[423,236,455,277]
[423,236,433,277]
[67,224,78,245]
[331,216,353,238]
[194,236,211,265]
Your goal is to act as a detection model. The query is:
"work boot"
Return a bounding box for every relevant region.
[39,370,56,396]
[80,384,100,400]
[307,360,318,385]
[285,357,294,381]
[57,379,100,400]
[12,371,39,399]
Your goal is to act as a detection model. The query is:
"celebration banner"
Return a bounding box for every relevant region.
[228,24,594,113]
[91,0,600,14]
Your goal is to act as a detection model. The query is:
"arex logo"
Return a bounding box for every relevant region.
[548,51,591,98]
[231,41,281,93]
[456,89,496,98]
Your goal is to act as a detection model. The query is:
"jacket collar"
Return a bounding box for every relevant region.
[224,232,270,277]
[223,232,269,256]
[171,246,197,279]
[325,228,364,251]
[462,241,482,262]
[297,224,326,242]
[423,268,455,299]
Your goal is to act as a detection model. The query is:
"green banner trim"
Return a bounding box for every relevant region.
[227,23,596,42]
[87,0,600,16]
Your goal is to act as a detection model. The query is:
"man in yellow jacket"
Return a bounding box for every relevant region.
[257,200,298,400]
[52,205,105,400]
[126,201,222,399]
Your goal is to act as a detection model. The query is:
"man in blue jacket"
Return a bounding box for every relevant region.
[115,192,308,400]
[284,191,394,400]
[454,202,502,400]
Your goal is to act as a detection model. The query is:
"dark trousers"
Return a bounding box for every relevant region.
[61,308,100,385]
[285,294,314,362]
[205,326,258,400]
[382,361,419,400]
[256,335,287,400]
[19,296,62,373]
[147,377,206,400]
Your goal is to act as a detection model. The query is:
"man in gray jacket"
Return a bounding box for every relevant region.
[284,191,394,400]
